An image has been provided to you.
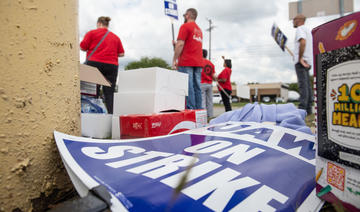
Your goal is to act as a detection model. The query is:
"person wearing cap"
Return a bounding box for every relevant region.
[80,16,125,114]
[217,59,232,112]
[172,8,203,109]
[293,14,313,115]
[201,49,216,118]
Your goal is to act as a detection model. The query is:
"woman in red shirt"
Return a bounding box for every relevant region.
[80,16,125,114]
[217,59,232,112]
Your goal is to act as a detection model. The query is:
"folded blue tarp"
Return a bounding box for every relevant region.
[210,103,313,135]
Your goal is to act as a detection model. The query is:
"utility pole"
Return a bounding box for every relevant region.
[339,0,344,16]
[297,0,302,14]
[206,18,216,61]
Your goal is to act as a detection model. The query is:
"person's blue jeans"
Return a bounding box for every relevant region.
[295,63,313,115]
[178,66,202,109]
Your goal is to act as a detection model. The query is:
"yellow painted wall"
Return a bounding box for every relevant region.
[0,0,80,211]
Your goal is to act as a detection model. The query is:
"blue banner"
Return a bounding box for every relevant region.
[164,0,178,20]
[55,122,322,211]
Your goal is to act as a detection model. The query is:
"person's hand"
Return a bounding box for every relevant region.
[172,59,178,70]
[300,58,310,68]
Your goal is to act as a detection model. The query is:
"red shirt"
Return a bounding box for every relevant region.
[80,28,124,65]
[218,67,232,91]
[177,22,203,67]
[201,59,215,84]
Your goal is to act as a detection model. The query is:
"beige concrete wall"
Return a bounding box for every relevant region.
[0,0,80,211]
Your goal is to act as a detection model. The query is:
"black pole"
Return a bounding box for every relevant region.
[171,22,175,50]
[339,0,344,16]
[209,19,212,61]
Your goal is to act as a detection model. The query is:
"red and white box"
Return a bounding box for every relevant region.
[112,110,207,139]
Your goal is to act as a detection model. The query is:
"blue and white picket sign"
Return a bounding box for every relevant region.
[271,23,288,52]
[54,121,323,211]
[164,0,178,20]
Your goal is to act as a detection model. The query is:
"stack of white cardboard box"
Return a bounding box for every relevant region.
[112,67,196,139]
[80,64,113,138]
[113,67,188,116]
[81,66,207,139]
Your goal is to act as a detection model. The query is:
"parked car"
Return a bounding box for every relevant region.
[213,93,232,104]
[276,97,284,103]
[231,96,239,103]
[262,96,271,103]
[288,91,300,102]
[213,93,222,104]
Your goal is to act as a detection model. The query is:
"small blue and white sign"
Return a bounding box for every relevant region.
[164,0,178,20]
[54,122,323,211]
[271,23,288,52]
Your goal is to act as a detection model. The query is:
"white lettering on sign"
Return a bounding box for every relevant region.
[182,168,260,211]
[126,154,199,179]
[78,122,313,211]
[184,140,232,154]
[211,143,265,165]
[81,146,145,160]
[204,122,315,163]
[165,9,178,17]
[161,161,221,188]
[167,2,174,9]
[230,185,289,212]
[106,151,172,168]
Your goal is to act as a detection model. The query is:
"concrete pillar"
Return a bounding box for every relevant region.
[0,0,79,211]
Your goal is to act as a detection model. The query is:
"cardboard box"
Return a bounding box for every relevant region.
[80,63,111,96]
[81,113,112,138]
[117,67,188,96]
[117,110,207,139]
[113,91,185,116]
[111,115,121,139]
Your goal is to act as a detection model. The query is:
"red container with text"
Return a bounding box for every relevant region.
[119,110,207,139]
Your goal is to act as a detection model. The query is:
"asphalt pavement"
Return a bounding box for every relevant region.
[212,104,242,118]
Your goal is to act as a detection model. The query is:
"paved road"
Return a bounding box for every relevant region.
[213,105,242,118]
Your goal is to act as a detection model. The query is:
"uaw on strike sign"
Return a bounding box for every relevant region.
[54,122,323,211]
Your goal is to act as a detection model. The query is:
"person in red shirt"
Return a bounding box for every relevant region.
[80,16,125,114]
[217,59,232,112]
[172,8,203,109]
[201,49,216,118]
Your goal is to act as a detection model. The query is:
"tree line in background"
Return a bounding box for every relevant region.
[125,57,314,94]
[288,75,314,93]
[125,57,171,70]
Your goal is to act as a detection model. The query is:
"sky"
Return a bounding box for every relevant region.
[79,0,360,85]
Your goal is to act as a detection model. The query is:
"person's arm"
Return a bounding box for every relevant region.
[298,38,310,68]
[80,32,91,51]
[118,38,125,57]
[211,63,217,81]
[217,78,226,83]
[217,70,226,83]
[172,40,185,69]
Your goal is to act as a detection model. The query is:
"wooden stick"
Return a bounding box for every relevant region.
[285,46,294,58]
[316,168,323,182]
[217,82,232,100]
